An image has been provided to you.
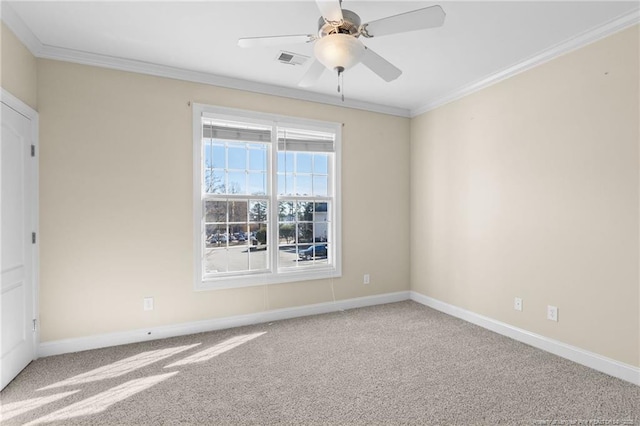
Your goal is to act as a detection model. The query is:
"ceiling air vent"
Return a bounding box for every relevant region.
[276,51,309,66]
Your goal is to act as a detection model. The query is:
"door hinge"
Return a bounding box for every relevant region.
[32,232,36,244]
[32,319,37,332]
[31,145,35,157]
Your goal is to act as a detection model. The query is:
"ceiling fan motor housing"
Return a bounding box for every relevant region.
[317,9,361,37]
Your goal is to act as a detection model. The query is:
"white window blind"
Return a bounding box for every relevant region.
[203,121,271,142]
[278,128,335,153]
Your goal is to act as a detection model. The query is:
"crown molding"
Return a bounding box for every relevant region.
[1,1,43,55]
[36,44,410,117]
[0,3,409,118]
[410,7,640,117]
[3,2,637,120]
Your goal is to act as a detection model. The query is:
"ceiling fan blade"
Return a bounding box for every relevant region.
[316,0,343,23]
[298,60,326,87]
[362,5,445,38]
[238,34,314,48]
[360,47,402,82]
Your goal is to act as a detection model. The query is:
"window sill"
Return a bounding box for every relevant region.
[195,267,342,291]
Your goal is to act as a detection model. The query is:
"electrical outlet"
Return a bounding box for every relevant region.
[514,297,523,311]
[547,305,558,322]
[363,274,370,285]
[143,297,154,311]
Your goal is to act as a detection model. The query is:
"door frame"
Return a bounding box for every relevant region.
[1,87,39,362]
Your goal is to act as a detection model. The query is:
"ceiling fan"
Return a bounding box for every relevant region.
[238,0,445,96]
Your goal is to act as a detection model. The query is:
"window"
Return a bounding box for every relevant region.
[193,105,341,289]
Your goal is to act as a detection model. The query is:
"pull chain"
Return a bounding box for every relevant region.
[336,67,345,102]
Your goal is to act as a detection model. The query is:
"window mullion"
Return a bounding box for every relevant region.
[270,123,279,274]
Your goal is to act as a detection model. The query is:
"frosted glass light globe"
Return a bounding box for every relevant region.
[314,34,365,71]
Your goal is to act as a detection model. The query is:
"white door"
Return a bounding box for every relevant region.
[1,99,37,390]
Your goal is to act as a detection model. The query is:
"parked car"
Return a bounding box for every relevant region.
[299,244,327,260]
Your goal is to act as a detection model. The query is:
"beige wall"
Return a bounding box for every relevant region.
[410,26,639,367]
[9,15,638,369]
[1,22,37,109]
[36,59,411,342]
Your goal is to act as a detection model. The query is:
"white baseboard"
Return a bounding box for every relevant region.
[38,289,638,386]
[410,291,640,386]
[38,291,411,358]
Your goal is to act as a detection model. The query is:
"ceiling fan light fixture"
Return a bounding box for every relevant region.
[314,33,365,72]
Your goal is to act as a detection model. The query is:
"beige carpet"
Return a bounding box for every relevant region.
[1,301,638,425]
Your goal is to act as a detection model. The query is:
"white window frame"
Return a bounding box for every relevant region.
[193,104,342,290]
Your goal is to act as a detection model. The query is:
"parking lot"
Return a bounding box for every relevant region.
[205,245,327,273]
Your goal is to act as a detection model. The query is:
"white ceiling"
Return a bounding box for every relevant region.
[4,1,639,116]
